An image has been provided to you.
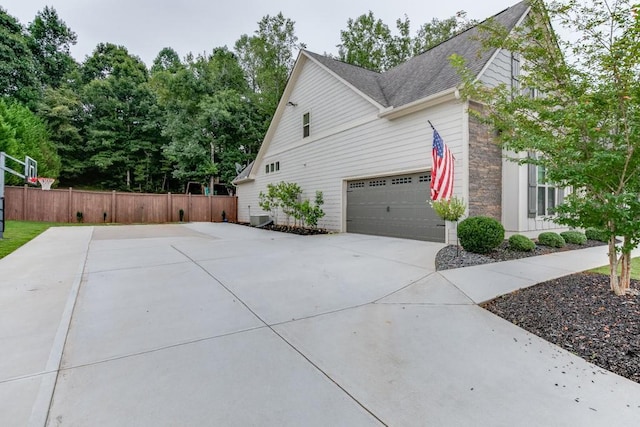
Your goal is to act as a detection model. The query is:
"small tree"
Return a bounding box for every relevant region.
[258,183,281,224]
[452,0,640,295]
[299,191,325,228]
[276,182,302,226]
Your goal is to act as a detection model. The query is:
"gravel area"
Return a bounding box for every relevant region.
[435,240,606,271]
[436,240,639,384]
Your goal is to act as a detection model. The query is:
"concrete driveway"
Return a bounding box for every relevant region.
[1,223,639,426]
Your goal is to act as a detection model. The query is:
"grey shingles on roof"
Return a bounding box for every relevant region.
[232,160,254,183]
[232,2,529,183]
[305,1,529,109]
[305,52,388,106]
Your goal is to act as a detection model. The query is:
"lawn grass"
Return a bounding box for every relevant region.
[0,221,71,259]
[590,257,640,280]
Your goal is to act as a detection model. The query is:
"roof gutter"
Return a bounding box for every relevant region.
[378,87,460,120]
[232,177,254,185]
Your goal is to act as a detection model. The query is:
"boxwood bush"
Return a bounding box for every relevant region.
[538,232,566,248]
[585,227,608,242]
[458,216,505,254]
[508,234,536,252]
[560,231,587,245]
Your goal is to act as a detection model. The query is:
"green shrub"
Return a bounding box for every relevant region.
[431,197,466,222]
[457,216,505,254]
[508,234,535,252]
[560,231,587,245]
[585,227,608,242]
[538,232,566,248]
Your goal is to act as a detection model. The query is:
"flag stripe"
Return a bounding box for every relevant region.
[430,127,454,201]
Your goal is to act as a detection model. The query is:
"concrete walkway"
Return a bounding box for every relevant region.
[1,223,639,426]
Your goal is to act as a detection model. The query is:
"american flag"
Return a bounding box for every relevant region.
[430,127,454,201]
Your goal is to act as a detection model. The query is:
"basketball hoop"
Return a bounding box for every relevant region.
[37,177,55,190]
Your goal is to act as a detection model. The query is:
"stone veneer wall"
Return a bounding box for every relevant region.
[467,101,502,220]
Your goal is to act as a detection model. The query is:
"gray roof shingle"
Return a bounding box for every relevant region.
[304,1,529,108]
[232,160,254,183]
[304,51,388,106]
[233,2,529,183]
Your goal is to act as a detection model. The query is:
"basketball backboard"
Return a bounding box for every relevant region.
[25,156,37,183]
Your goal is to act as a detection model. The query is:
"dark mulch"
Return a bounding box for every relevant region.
[436,239,606,271]
[435,240,639,384]
[483,274,640,384]
[238,222,329,236]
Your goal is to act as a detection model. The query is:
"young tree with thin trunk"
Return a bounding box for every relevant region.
[453,0,640,295]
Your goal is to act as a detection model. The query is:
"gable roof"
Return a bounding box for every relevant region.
[233,160,254,184]
[304,1,529,109]
[233,1,530,184]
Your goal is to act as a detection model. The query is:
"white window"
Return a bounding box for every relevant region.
[536,165,557,216]
[303,112,310,138]
[528,158,563,218]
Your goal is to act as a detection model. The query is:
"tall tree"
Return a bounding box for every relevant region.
[0,8,41,106]
[37,86,84,185]
[453,0,640,295]
[0,99,60,183]
[234,13,305,122]
[150,47,182,75]
[80,43,161,191]
[413,11,475,54]
[27,6,78,88]
[338,11,476,72]
[156,47,262,190]
[337,11,393,71]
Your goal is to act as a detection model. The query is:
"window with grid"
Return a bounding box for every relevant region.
[536,165,557,216]
[511,52,521,99]
[528,156,563,218]
[303,112,310,138]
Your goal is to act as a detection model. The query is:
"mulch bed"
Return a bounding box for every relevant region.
[238,222,329,236]
[435,239,606,271]
[435,240,639,384]
[483,274,640,384]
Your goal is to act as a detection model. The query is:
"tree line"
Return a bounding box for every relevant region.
[0,6,469,192]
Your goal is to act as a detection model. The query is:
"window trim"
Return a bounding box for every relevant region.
[528,155,563,218]
[265,161,280,175]
[511,52,521,99]
[536,164,557,216]
[302,112,310,138]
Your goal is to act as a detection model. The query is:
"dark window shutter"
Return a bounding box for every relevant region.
[527,155,536,218]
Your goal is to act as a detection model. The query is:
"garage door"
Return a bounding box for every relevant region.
[346,173,445,242]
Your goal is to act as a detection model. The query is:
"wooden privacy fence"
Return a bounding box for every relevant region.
[4,186,237,224]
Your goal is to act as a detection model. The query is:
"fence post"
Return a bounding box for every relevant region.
[208,193,212,222]
[188,193,191,222]
[68,187,73,223]
[22,184,27,220]
[111,190,116,223]
[167,192,171,222]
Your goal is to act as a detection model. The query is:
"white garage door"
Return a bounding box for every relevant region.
[346,173,445,242]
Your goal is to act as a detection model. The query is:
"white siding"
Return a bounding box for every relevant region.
[480,49,512,88]
[237,92,465,243]
[268,59,379,155]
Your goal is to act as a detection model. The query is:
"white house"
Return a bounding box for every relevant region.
[233,1,565,243]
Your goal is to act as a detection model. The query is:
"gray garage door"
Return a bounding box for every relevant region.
[346,173,445,242]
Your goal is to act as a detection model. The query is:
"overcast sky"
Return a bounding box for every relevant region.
[4,0,520,66]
